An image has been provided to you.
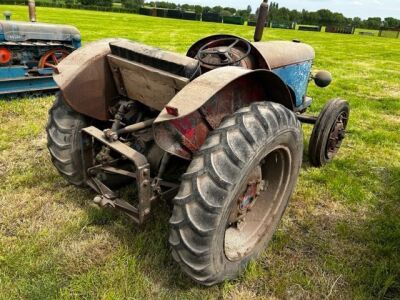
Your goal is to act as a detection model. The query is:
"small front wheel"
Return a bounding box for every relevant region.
[169,102,303,285]
[308,99,349,167]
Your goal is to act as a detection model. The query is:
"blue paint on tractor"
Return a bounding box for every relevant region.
[0,66,26,78]
[0,66,57,94]
[0,19,80,96]
[272,61,313,107]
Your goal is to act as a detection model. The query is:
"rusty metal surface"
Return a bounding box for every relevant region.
[54,39,121,120]
[251,41,315,69]
[110,40,200,79]
[82,126,152,224]
[28,0,36,22]
[254,0,269,42]
[153,67,293,159]
[186,34,269,69]
[108,54,189,111]
[187,36,314,70]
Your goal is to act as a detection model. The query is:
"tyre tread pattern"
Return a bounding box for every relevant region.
[169,101,302,285]
[46,95,88,186]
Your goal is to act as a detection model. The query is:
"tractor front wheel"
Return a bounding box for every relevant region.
[169,102,303,285]
[46,94,89,187]
[308,99,349,167]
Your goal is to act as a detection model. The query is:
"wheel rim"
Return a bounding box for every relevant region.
[326,111,348,159]
[224,147,292,261]
[38,49,70,69]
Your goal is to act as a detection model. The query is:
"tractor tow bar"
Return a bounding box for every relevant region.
[81,126,178,225]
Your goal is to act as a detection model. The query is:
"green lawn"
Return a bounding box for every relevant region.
[0,5,399,299]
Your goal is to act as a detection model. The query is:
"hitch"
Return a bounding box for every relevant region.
[81,126,178,224]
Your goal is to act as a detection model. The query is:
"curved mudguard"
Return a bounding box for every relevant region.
[153,66,294,160]
[53,39,122,120]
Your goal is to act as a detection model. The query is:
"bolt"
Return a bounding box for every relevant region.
[143,169,149,177]
[142,180,149,187]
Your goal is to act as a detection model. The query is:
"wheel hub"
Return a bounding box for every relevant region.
[228,166,265,227]
[327,112,348,158]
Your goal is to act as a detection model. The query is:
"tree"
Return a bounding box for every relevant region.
[194,5,202,14]
[364,17,382,29]
[203,6,211,14]
[236,9,250,20]
[246,5,251,14]
[317,9,333,25]
[121,0,143,10]
[212,6,223,14]
[384,17,400,28]
[221,10,232,16]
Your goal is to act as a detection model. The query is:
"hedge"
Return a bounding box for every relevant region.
[298,25,321,32]
[271,21,295,29]
[222,16,244,25]
[155,8,167,17]
[202,13,222,23]
[181,11,197,21]
[166,9,182,19]
[325,25,355,34]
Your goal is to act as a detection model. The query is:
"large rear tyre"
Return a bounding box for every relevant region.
[46,94,89,186]
[169,102,303,285]
[308,99,349,167]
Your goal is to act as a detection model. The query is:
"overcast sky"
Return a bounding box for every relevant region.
[173,0,400,19]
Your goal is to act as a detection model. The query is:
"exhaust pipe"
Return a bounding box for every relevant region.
[254,0,269,42]
[28,0,36,22]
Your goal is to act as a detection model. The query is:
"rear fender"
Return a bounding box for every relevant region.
[54,39,122,120]
[153,66,294,159]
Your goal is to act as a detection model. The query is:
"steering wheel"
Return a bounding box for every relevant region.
[197,37,252,67]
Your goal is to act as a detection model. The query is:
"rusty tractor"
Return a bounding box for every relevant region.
[46,0,349,285]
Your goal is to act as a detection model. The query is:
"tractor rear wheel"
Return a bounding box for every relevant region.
[169,102,303,285]
[46,94,89,187]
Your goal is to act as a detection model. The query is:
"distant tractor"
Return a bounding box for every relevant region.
[46,0,349,285]
[0,0,80,95]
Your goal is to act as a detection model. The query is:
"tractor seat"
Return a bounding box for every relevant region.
[109,40,200,79]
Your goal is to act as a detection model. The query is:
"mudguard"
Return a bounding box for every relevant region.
[153,66,294,160]
[54,39,122,120]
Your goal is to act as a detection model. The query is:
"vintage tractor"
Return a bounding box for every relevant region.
[46,0,349,285]
[0,0,80,95]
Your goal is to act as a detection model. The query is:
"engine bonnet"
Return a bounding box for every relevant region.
[0,21,80,42]
[252,41,315,69]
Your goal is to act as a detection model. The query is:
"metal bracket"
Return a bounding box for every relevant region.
[81,126,152,224]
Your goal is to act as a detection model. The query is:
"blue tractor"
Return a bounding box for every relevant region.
[0,0,80,95]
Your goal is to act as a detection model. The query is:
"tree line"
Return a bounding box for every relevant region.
[267,2,399,30]
[67,0,400,30]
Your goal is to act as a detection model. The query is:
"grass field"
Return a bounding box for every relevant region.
[0,5,399,299]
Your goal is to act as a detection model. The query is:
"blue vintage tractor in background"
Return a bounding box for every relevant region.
[0,0,80,95]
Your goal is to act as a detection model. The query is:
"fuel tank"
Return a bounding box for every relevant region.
[251,41,315,107]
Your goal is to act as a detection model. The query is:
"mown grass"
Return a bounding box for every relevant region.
[0,5,399,300]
